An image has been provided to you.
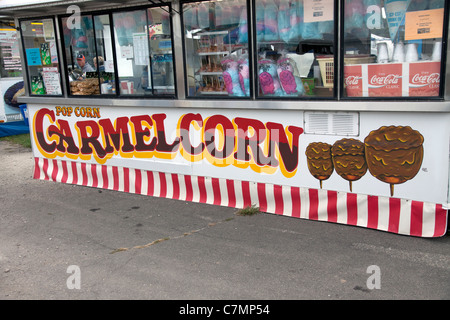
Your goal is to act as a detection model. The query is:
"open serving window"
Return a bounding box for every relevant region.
[61,13,115,96]
[59,4,175,98]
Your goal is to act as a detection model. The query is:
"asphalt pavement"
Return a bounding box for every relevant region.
[0,139,449,302]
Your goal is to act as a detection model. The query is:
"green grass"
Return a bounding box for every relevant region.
[0,133,32,149]
[235,204,260,216]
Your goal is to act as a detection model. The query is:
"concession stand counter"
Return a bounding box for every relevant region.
[3,0,449,237]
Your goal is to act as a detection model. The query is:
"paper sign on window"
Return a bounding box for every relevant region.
[405,8,444,40]
[303,0,334,23]
[26,48,42,66]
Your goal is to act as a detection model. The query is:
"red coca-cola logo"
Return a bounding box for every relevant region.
[411,72,440,85]
[345,76,361,86]
[369,74,401,87]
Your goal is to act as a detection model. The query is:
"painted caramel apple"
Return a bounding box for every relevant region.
[305,142,334,189]
[364,126,424,196]
[331,138,367,192]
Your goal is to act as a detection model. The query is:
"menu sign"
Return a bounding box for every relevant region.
[0,29,22,71]
[42,67,61,95]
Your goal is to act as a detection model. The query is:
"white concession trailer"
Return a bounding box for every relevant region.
[1,0,448,237]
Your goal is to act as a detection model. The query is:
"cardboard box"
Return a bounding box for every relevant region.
[344,61,440,97]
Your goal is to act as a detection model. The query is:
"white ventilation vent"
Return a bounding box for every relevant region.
[304,112,359,136]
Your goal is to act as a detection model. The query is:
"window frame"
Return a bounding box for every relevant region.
[57,3,177,99]
[17,1,449,103]
[181,0,448,102]
[252,0,339,101]
[338,0,449,101]
[180,0,340,100]
[180,0,254,100]
[58,10,117,99]
[19,15,64,97]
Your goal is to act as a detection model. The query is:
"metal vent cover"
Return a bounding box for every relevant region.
[303,112,360,136]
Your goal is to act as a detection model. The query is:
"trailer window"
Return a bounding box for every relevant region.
[342,0,445,98]
[112,6,175,96]
[20,18,62,96]
[147,6,175,95]
[255,0,336,98]
[183,0,251,98]
[61,14,115,96]
[93,14,117,95]
[0,25,22,79]
[58,5,175,98]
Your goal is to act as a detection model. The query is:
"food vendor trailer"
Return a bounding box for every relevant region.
[2,0,448,237]
[0,18,27,136]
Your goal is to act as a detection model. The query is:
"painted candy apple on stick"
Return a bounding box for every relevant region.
[331,138,367,192]
[364,126,424,196]
[306,142,334,189]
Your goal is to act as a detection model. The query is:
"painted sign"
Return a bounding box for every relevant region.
[32,107,303,178]
[28,104,450,206]
[306,127,424,197]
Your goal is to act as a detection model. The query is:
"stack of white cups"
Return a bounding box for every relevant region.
[377,40,442,64]
[405,43,419,62]
[432,41,442,61]
[377,43,389,63]
[392,42,404,62]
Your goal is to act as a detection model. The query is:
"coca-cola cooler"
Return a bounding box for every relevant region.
[344,61,440,97]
